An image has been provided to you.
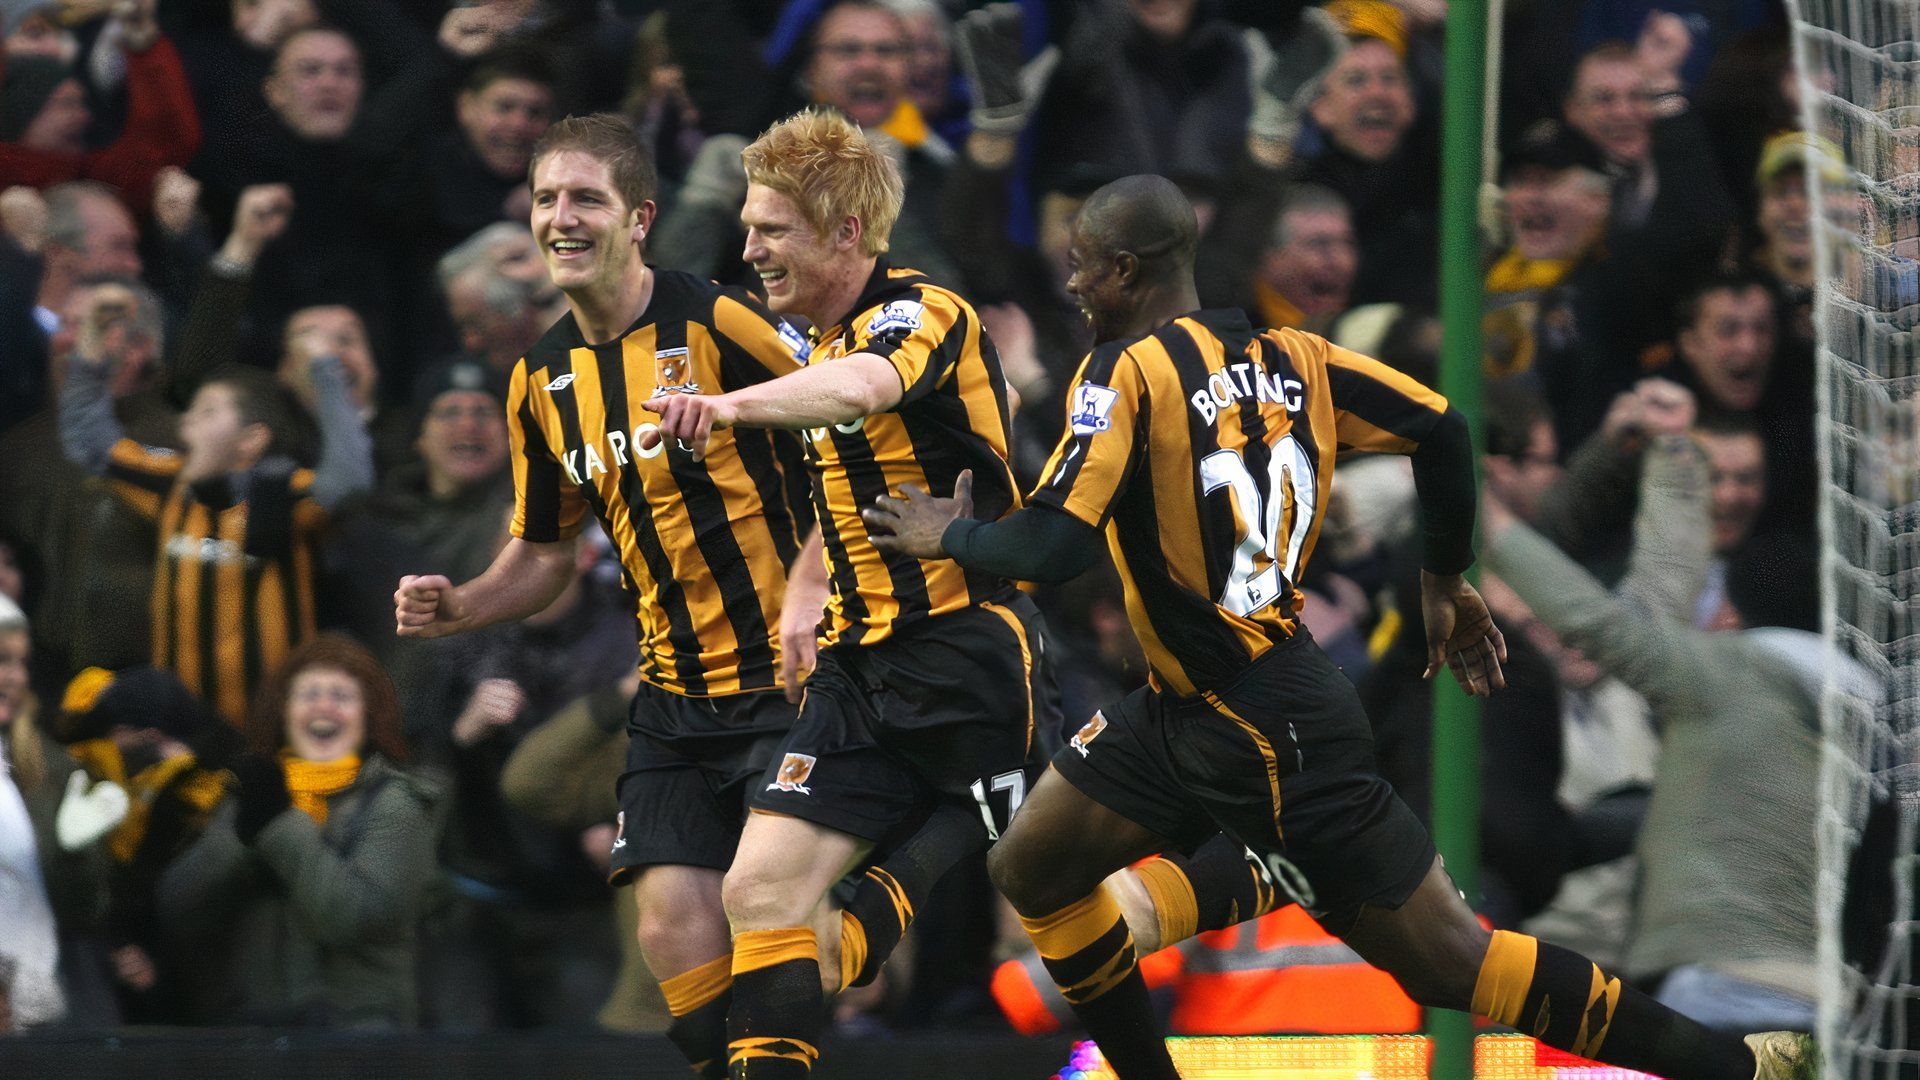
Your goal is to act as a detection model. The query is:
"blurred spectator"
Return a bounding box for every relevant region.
[365,44,557,271]
[30,181,143,336]
[0,594,73,1029]
[1481,462,1833,1032]
[0,274,176,684]
[1200,181,1358,335]
[1690,417,1767,630]
[188,26,400,370]
[497,668,670,1035]
[1292,12,1437,306]
[1481,122,1611,399]
[59,282,374,723]
[328,358,512,665]
[1034,0,1250,203]
[1480,378,1564,525]
[57,664,240,1022]
[1560,30,1734,358]
[0,4,201,217]
[0,180,141,434]
[437,222,564,377]
[654,0,959,284]
[937,1,1080,446]
[170,0,319,169]
[890,0,962,143]
[0,592,124,1028]
[1694,23,1797,225]
[1746,131,1843,352]
[1660,273,1813,536]
[157,634,441,1028]
[402,523,633,1030]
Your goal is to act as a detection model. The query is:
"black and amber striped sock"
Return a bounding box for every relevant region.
[841,803,986,988]
[840,866,909,990]
[727,928,822,1078]
[1020,889,1180,1080]
[1135,835,1281,949]
[661,954,733,1079]
[1473,930,1754,1080]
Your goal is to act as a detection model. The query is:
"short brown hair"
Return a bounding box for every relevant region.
[742,108,903,256]
[247,632,408,764]
[528,113,657,212]
[199,364,298,459]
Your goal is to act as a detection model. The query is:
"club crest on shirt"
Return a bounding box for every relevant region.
[1070,383,1119,435]
[1069,712,1108,757]
[768,752,818,795]
[654,347,701,394]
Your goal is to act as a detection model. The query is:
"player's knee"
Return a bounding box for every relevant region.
[721,863,810,931]
[986,833,1075,916]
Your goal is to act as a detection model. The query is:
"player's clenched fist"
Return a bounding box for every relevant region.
[638,393,738,462]
[395,574,468,638]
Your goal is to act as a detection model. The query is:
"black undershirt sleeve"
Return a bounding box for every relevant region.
[1409,406,1478,576]
[940,504,1105,584]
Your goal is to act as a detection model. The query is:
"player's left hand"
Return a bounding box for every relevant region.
[864,470,972,560]
[638,393,737,462]
[1419,570,1508,697]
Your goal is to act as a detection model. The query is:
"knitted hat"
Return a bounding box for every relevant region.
[58,666,219,744]
[0,56,73,142]
[411,357,504,415]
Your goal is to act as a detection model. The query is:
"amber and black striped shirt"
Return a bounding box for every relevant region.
[800,260,1021,647]
[104,444,326,725]
[1031,310,1453,696]
[508,269,814,697]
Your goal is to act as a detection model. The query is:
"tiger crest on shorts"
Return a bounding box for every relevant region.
[1069,712,1108,757]
[768,752,818,794]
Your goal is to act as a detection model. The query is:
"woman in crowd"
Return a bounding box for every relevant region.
[157,633,441,1028]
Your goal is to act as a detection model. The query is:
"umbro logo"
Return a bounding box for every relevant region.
[545,373,576,392]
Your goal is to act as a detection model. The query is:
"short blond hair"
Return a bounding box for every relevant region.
[742,108,903,256]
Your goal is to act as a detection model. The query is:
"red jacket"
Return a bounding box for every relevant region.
[0,37,202,216]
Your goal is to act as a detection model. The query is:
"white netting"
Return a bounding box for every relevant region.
[1786,0,1920,1074]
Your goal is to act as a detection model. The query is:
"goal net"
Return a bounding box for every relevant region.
[1786,0,1919,1075]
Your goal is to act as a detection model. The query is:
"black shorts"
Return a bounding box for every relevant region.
[608,682,794,884]
[750,594,1057,844]
[1051,629,1435,935]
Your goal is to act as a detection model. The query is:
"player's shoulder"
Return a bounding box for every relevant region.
[850,261,976,333]
[518,310,586,382]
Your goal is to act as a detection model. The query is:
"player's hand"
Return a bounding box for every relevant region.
[394,574,469,638]
[1418,570,1508,697]
[637,393,737,462]
[864,470,972,561]
[778,578,828,705]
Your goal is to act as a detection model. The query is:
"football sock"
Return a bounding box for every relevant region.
[841,803,985,988]
[1020,888,1180,1080]
[660,954,733,1079]
[1135,835,1281,948]
[727,928,822,1078]
[1473,930,1756,1080]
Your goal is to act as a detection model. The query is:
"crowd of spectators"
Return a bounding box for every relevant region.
[0,0,1903,1045]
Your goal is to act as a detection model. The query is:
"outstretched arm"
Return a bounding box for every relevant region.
[640,353,904,461]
